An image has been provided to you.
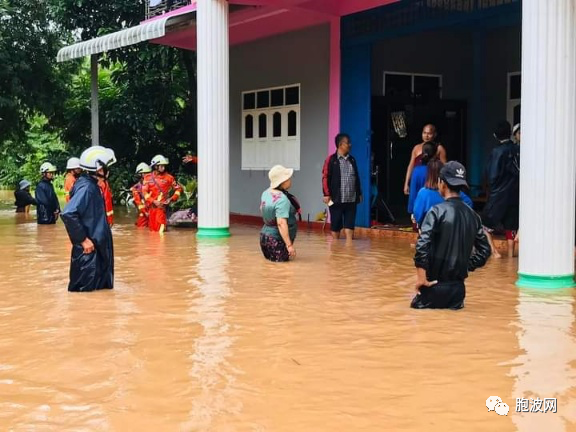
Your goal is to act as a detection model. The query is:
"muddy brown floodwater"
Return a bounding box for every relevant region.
[0,191,575,431]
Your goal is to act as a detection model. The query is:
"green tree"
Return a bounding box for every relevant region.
[0,0,72,140]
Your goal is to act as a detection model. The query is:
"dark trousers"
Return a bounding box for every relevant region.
[410,281,465,310]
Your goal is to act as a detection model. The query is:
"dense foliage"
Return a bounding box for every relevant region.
[0,0,198,205]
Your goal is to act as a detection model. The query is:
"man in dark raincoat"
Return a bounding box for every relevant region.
[35,162,60,224]
[60,146,116,292]
[481,121,520,258]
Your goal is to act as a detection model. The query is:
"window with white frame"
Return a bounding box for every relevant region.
[383,72,443,100]
[241,84,301,170]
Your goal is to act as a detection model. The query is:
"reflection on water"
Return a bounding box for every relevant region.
[0,190,575,431]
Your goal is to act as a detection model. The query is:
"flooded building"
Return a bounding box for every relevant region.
[58,0,576,288]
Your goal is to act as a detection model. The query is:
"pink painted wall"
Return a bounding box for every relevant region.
[328,17,340,155]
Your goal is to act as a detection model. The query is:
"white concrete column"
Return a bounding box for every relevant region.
[196,0,230,238]
[90,54,99,147]
[517,0,576,287]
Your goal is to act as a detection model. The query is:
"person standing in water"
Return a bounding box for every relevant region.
[14,180,36,213]
[481,121,520,259]
[60,146,116,292]
[64,157,82,203]
[411,161,491,310]
[35,162,60,225]
[322,133,363,240]
[260,165,300,262]
[130,162,152,228]
[404,124,447,215]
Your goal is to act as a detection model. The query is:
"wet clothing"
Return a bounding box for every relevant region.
[329,202,357,232]
[142,172,183,232]
[260,188,298,262]
[64,173,77,203]
[412,188,473,227]
[35,179,60,224]
[14,189,36,213]
[411,281,466,310]
[131,175,150,228]
[60,175,114,292]
[322,152,362,205]
[412,197,491,309]
[98,180,114,226]
[260,233,290,262]
[482,139,520,230]
[407,153,427,214]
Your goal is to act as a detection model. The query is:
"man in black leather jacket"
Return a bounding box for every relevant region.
[411,161,491,309]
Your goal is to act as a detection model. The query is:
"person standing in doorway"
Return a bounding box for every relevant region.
[35,162,60,225]
[322,133,363,240]
[411,161,491,310]
[481,121,520,259]
[404,124,447,216]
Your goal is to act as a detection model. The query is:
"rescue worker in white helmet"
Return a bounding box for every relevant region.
[60,146,116,292]
[35,162,60,224]
[64,157,82,203]
[130,162,152,228]
[142,154,183,233]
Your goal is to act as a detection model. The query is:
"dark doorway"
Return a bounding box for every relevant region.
[371,97,467,223]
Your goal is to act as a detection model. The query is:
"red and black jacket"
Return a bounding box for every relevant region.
[322,152,362,205]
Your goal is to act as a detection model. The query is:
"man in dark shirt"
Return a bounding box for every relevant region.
[322,133,362,240]
[482,121,520,258]
[35,162,61,224]
[14,180,37,213]
[412,161,491,310]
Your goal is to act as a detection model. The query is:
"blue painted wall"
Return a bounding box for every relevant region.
[340,44,372,227]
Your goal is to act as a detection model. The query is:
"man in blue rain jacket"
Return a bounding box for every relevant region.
[35,162,60,224]
[60,146,116,292]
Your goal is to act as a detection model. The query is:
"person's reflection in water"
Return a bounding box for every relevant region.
[183,239,240,431]
[510,289,576,431]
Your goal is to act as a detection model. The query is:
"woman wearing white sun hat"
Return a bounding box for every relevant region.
[260,165,301,262]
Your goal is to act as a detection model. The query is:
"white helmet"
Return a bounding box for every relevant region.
[79,146,117,172]
[39,162,57,173]
[66,157,81,170]
[135,162,152,174]
[150,154,169,167]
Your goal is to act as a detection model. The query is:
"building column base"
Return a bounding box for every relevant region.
[197,227,231,238]
[516,273,575,289]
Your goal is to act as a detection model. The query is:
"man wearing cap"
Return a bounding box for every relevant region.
[14,180,36,213]
[412,161,491,310]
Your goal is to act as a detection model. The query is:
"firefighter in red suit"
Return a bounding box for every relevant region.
[130,162,152,228]
[98,178,114,226]
[142,155,182,233]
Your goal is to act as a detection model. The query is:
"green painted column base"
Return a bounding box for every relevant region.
[197,227,231,238]
[516,273,575,289]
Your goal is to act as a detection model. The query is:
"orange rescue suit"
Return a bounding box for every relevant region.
[142,172,182,233]
[98,179,114,226]
[130,173,151,228]
[64,172,77,203]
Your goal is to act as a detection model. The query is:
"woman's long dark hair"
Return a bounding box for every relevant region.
[421,142,438,165]
[424,158,444,189]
